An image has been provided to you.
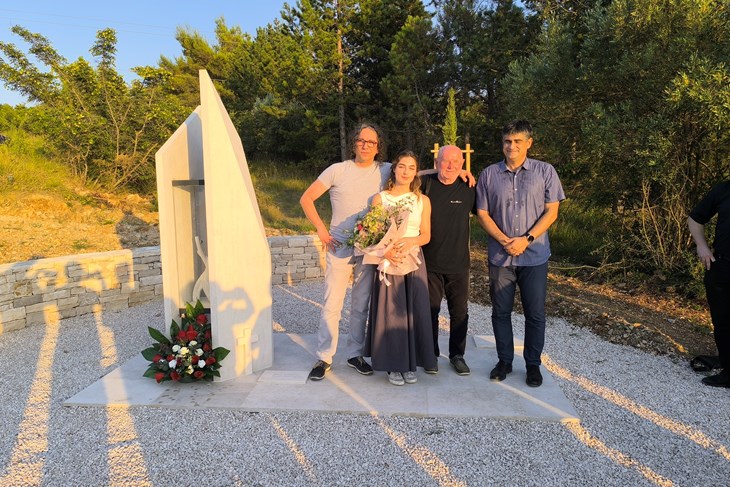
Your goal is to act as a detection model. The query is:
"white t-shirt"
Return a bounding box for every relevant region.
[318,160,391,257]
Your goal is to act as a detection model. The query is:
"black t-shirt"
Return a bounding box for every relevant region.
[689,180,730,256]
[420,174,477,274]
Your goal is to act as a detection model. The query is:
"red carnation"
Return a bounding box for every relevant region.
[203,343,211,352]
[153,354,162,363]
[205,357,216,366]
[170,371,181,381]
[191,355,199,364]
[204,330,211,340]
[193,370,205,379]
[154,372,165,383]
[177,331,186,341]
[196,314,207,325]
[166,354,174,362]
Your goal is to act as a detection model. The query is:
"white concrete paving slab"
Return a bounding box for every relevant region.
[65,333,579,422]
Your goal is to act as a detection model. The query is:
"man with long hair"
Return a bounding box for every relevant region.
[300,123,390,381]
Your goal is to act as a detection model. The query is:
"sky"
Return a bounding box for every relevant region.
[0,1,290,106]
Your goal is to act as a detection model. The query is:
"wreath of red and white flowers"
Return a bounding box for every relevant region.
[142,300,230,383]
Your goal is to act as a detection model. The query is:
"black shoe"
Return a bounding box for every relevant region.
[489,360,512,381]
[308,360,331,381]
[526,365,543,387]
[701,370,730,388]
[424,364,438,375]
[450,355,471,375]
[347,356,374,375]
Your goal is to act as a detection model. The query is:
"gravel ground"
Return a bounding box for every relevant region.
[1,280,728,487]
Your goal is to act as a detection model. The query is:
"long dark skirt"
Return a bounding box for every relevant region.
[364,249,437,373]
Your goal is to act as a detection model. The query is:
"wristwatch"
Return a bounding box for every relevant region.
[525,233,535,244]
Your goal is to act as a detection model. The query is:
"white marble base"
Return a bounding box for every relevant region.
[65,334,579,422]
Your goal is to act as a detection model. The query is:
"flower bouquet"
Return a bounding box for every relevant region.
[142,300,230,383]
[347,195,422,284]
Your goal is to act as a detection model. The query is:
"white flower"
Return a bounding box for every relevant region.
[189,340,198,346]
[195,349,204,357]
[172,345,180,353]
[179,347,189,355]
[198,361,206,368]
[186,366,193,374]
[168,359,177,369]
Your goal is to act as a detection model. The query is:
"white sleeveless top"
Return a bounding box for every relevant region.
[379,191,422,238]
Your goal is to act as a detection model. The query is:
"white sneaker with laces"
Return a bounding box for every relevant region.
[388,372,405,386]
[403,371,417,384]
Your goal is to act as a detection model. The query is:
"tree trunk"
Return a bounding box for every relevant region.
[337,1,347,161]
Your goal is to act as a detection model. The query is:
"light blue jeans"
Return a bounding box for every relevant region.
[317,250,375,363]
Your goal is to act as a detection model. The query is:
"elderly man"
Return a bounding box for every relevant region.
[420,145,477,375]
[688,181,730,388]
[300,123,391,381]
[476,120,565,387]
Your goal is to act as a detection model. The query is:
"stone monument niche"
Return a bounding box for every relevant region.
[155,70,273,381]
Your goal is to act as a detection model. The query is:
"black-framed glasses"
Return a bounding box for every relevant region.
[355,138,378,148]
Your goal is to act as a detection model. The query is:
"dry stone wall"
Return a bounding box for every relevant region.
[0,236,324,334]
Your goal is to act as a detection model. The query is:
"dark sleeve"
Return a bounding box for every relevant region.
[690,183,724,224]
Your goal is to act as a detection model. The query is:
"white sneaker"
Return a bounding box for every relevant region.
[403,371,417,384]
[388,372,405,386]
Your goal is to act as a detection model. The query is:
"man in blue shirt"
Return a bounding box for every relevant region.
[476,120,565,387]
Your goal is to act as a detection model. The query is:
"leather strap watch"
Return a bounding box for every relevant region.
[525,233,535,244]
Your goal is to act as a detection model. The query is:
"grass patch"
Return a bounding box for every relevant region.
[249,160,330,234]
[72,239,90,251]
[0,129,78,197]
[549,200,609,265]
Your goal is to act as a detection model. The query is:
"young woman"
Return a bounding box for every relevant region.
[365,151,437,385]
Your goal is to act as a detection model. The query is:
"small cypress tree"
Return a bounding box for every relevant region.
[441,87,459,146]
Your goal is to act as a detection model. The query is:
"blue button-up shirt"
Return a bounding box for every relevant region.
[476,158,566,267]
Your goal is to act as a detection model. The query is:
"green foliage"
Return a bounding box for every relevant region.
[160,18,251,111]
[348,0,429,119]
[438,0,538,161]
[380,13,443,155]
[441,87,459,145]
[235,3,346,163]
[504,0,730,284]
[0,26,187,192]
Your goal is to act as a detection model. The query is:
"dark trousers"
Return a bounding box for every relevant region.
[427,270,469,359]
[489,262,548,366]
[705,258,730,369]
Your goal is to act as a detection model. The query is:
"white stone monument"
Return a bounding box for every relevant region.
[155,70,273,381]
